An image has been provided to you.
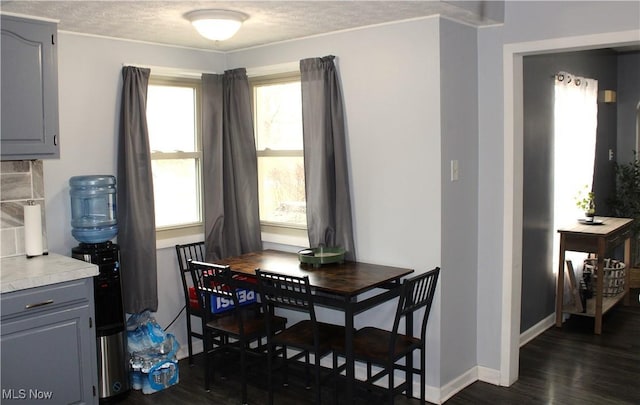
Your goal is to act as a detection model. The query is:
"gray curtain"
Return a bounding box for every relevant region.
[300,56,356,260]
[117,66,158,313]
[202,69,262,261]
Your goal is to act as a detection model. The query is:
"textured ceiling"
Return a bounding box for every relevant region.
[0,1,501,51]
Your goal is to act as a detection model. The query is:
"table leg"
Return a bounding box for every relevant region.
[624,236,631,306]
[345,302,354,403]
[595,239,605,334]
[556,235,566,327]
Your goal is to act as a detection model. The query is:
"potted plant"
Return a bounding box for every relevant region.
[608,153,640,267]
[575,185,596,221]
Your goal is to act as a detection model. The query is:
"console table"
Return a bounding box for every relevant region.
[555,217,634,334]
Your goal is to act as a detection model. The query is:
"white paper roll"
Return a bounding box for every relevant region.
[24,203,43,257]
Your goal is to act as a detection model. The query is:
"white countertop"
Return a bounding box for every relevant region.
[1,253,99,294]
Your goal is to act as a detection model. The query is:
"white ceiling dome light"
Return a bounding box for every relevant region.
[185,9,249,41]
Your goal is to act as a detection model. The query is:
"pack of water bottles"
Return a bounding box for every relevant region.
[126,311,180,394]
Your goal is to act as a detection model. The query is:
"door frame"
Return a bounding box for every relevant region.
[500,29,640,386]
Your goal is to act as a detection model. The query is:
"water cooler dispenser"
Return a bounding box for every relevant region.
[70,175,129,403]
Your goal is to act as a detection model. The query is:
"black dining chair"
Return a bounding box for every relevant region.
[175,242,206,365]
[256,269,347,405]
[189,260,287,404]
[332,267,440,405]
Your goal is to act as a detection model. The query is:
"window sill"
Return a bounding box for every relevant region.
[261,229,308,249]
[156,233,204,250]
[154,230,308,251]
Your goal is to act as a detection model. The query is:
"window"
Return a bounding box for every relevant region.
[251,73,306,231]
[146,77,203,238]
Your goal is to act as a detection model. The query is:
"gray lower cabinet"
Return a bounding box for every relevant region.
[1,278,98,404]
[1,15,60,160]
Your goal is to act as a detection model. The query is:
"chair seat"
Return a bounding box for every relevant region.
[273,320,345,355]
[335,326,420,364]
[206,310,286,339]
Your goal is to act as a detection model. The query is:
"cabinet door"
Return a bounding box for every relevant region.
[1,15,59,160]
[1,303,96,404]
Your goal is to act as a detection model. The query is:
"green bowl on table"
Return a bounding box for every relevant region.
[297,247,346,267]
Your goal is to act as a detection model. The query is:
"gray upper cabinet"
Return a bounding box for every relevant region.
[1,15,60,160]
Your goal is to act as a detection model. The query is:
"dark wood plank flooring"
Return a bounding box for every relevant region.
[118,290,639,405]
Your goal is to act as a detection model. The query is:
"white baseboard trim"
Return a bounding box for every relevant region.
[438,367,478,404]
[519,313,555,347]
[436,365,502,403]
[477,366,501,386]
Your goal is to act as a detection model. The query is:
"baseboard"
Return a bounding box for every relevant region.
[438,367,478,404]
[477,366,501,385]
[520,313,555,347]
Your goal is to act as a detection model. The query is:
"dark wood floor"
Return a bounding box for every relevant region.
[118,290,639,405]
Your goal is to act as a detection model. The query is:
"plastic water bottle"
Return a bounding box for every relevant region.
[69,175,118,243]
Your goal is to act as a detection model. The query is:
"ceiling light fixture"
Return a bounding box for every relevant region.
[185,9,248,41]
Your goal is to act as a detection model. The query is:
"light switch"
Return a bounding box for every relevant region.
[451,160,459,181]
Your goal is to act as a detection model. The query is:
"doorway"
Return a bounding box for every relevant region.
[520,49,616,334]
[501,30,640,386]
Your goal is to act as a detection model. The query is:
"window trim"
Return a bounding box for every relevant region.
[250,72,308,240]
[148,75,204,240]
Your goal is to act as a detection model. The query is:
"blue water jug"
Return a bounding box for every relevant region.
[69,175,118,243]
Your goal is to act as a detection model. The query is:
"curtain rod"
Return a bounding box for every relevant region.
[121,63,219,79]
[122,61,300,79]
[554,72,589,86]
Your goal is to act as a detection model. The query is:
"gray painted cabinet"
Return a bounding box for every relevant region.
[1,278,98,404]
[1,15,60,160]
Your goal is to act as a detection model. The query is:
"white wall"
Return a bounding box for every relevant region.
[476,24,504,374]
[439,18,479,389]
[503,0,640,44]
[230,17,443,280]
[44,32,226,353]
[229,17,444,389]
[44,20,446,396]
[46,33,226,254]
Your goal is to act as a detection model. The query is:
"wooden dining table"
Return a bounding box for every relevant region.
[217,249,415,403]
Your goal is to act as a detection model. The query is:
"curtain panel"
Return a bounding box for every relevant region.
[300,56,356,260]
[117,66,158,313]
[552,71,598,299]
[202,69,262,261]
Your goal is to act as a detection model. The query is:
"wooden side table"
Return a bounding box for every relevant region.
[556,217,634,334]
